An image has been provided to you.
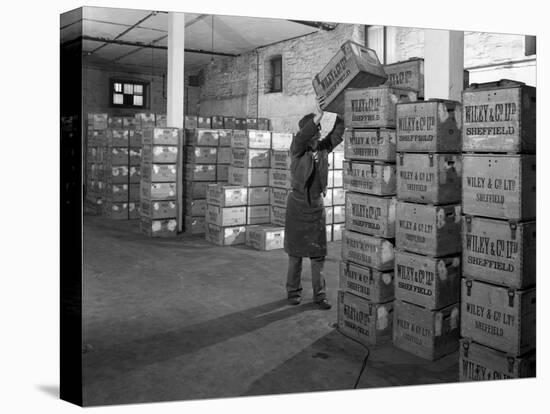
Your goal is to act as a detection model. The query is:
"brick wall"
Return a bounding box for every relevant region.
[191,23,366,134]
[82,65,167,117]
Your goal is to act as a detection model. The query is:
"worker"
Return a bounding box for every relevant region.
[284,96,345,309]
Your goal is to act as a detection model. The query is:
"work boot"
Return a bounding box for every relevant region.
[287,296,302,305]
[316,298,332,310]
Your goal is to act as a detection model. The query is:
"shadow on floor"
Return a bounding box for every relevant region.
[84,299,320,386]
[36,384,59,399]
[243,329,459,397]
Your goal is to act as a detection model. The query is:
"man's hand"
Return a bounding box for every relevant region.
[314,96,325,125]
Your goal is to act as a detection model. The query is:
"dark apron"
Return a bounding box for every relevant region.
[284,190,327,257]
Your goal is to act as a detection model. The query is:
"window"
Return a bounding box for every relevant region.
[110,79,149,109]
[270,56,282,93]
[525,35,536,56]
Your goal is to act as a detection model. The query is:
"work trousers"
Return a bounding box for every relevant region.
[286,255,326,302]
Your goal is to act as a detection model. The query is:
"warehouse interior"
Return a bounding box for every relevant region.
[60,6,536,407]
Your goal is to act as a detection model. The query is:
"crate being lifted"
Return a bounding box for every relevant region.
[312,41,387,115]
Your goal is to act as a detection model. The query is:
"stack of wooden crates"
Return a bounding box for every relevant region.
[140,127,181,237]
[459,79,536,380]
[392,98,463,360]
[337,85,416,347]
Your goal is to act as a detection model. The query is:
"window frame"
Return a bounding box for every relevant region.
[269,56,283,93]
[109,78,150,109]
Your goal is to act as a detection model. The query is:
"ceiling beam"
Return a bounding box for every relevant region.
[288,20,337,31]
[81,35,239,57]
[88,11,160,55]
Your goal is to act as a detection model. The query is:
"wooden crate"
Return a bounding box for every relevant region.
[248,187,270,206]
[141,199,177,220]
[184,216,206,235]
[231,148,271,168]
[155,114,167,128]
[246,118,258,130]
[343,161,396,196]
[205,223,246,246]
[104,165,129,184]
[218,130,233,147]
[462,80,536,153]
[217,147,232,164]
[197,116,211,129]
[459,339,536,381]
[142,145,178,164]
[141,182,176,200]
[137,113,156,129]
[228,167,269,187]
[128,166,140,184]
[396,201,462,257]
[383,58,469,99]
[122,116,139,130]
[185,164,217,182]
[103,201,129,220]
[185,129,219,147]
[270,188,290,208]
[393,300,460,361]
[140,217,177,237]
[345,193,396,238]
[461,278,536,355]
[271,150,291,170]
[396,100,462,152]
[397,153,462,204]
[129,130,143,147]
[87,130,107,146]
[128,202,140,220]
[463,216,535,289]
[206,205,247,227]
[246,225,285,250]
[129,148,141,166]
[246,205,271,225]
[462,154,536,220]
[257,118,270,131]
[105,147,129,165]
[183,180,208,200]
[183,199,206,217]
[337,291,393,347]
[395,250,461,310]
[271,133,293,150]
[211,116,224,129]
[128,183,140,202]
[234,118,246,130]
[106,129,129,147]
[344,128,396,162]
[333,205,345,223]
[312,41,387,115]
[222,117,235,130]
[341,229,395,271]
[141,162,177,183]
[345,86,418,129]
[87,113,108,130]
[269,168,292,189]
[184,115,198,130]
[217,165,229,182]
[186,147,218,164]
[383,58,424,97]
[333,188,345,205]
[142,127,180,146]
[104,183,129,203]
[232,130,272,149]
[339,261,394,303]
[333,223,344,241]
[271,206,286,226]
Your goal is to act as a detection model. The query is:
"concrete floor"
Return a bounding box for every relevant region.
[82,216,459,406]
